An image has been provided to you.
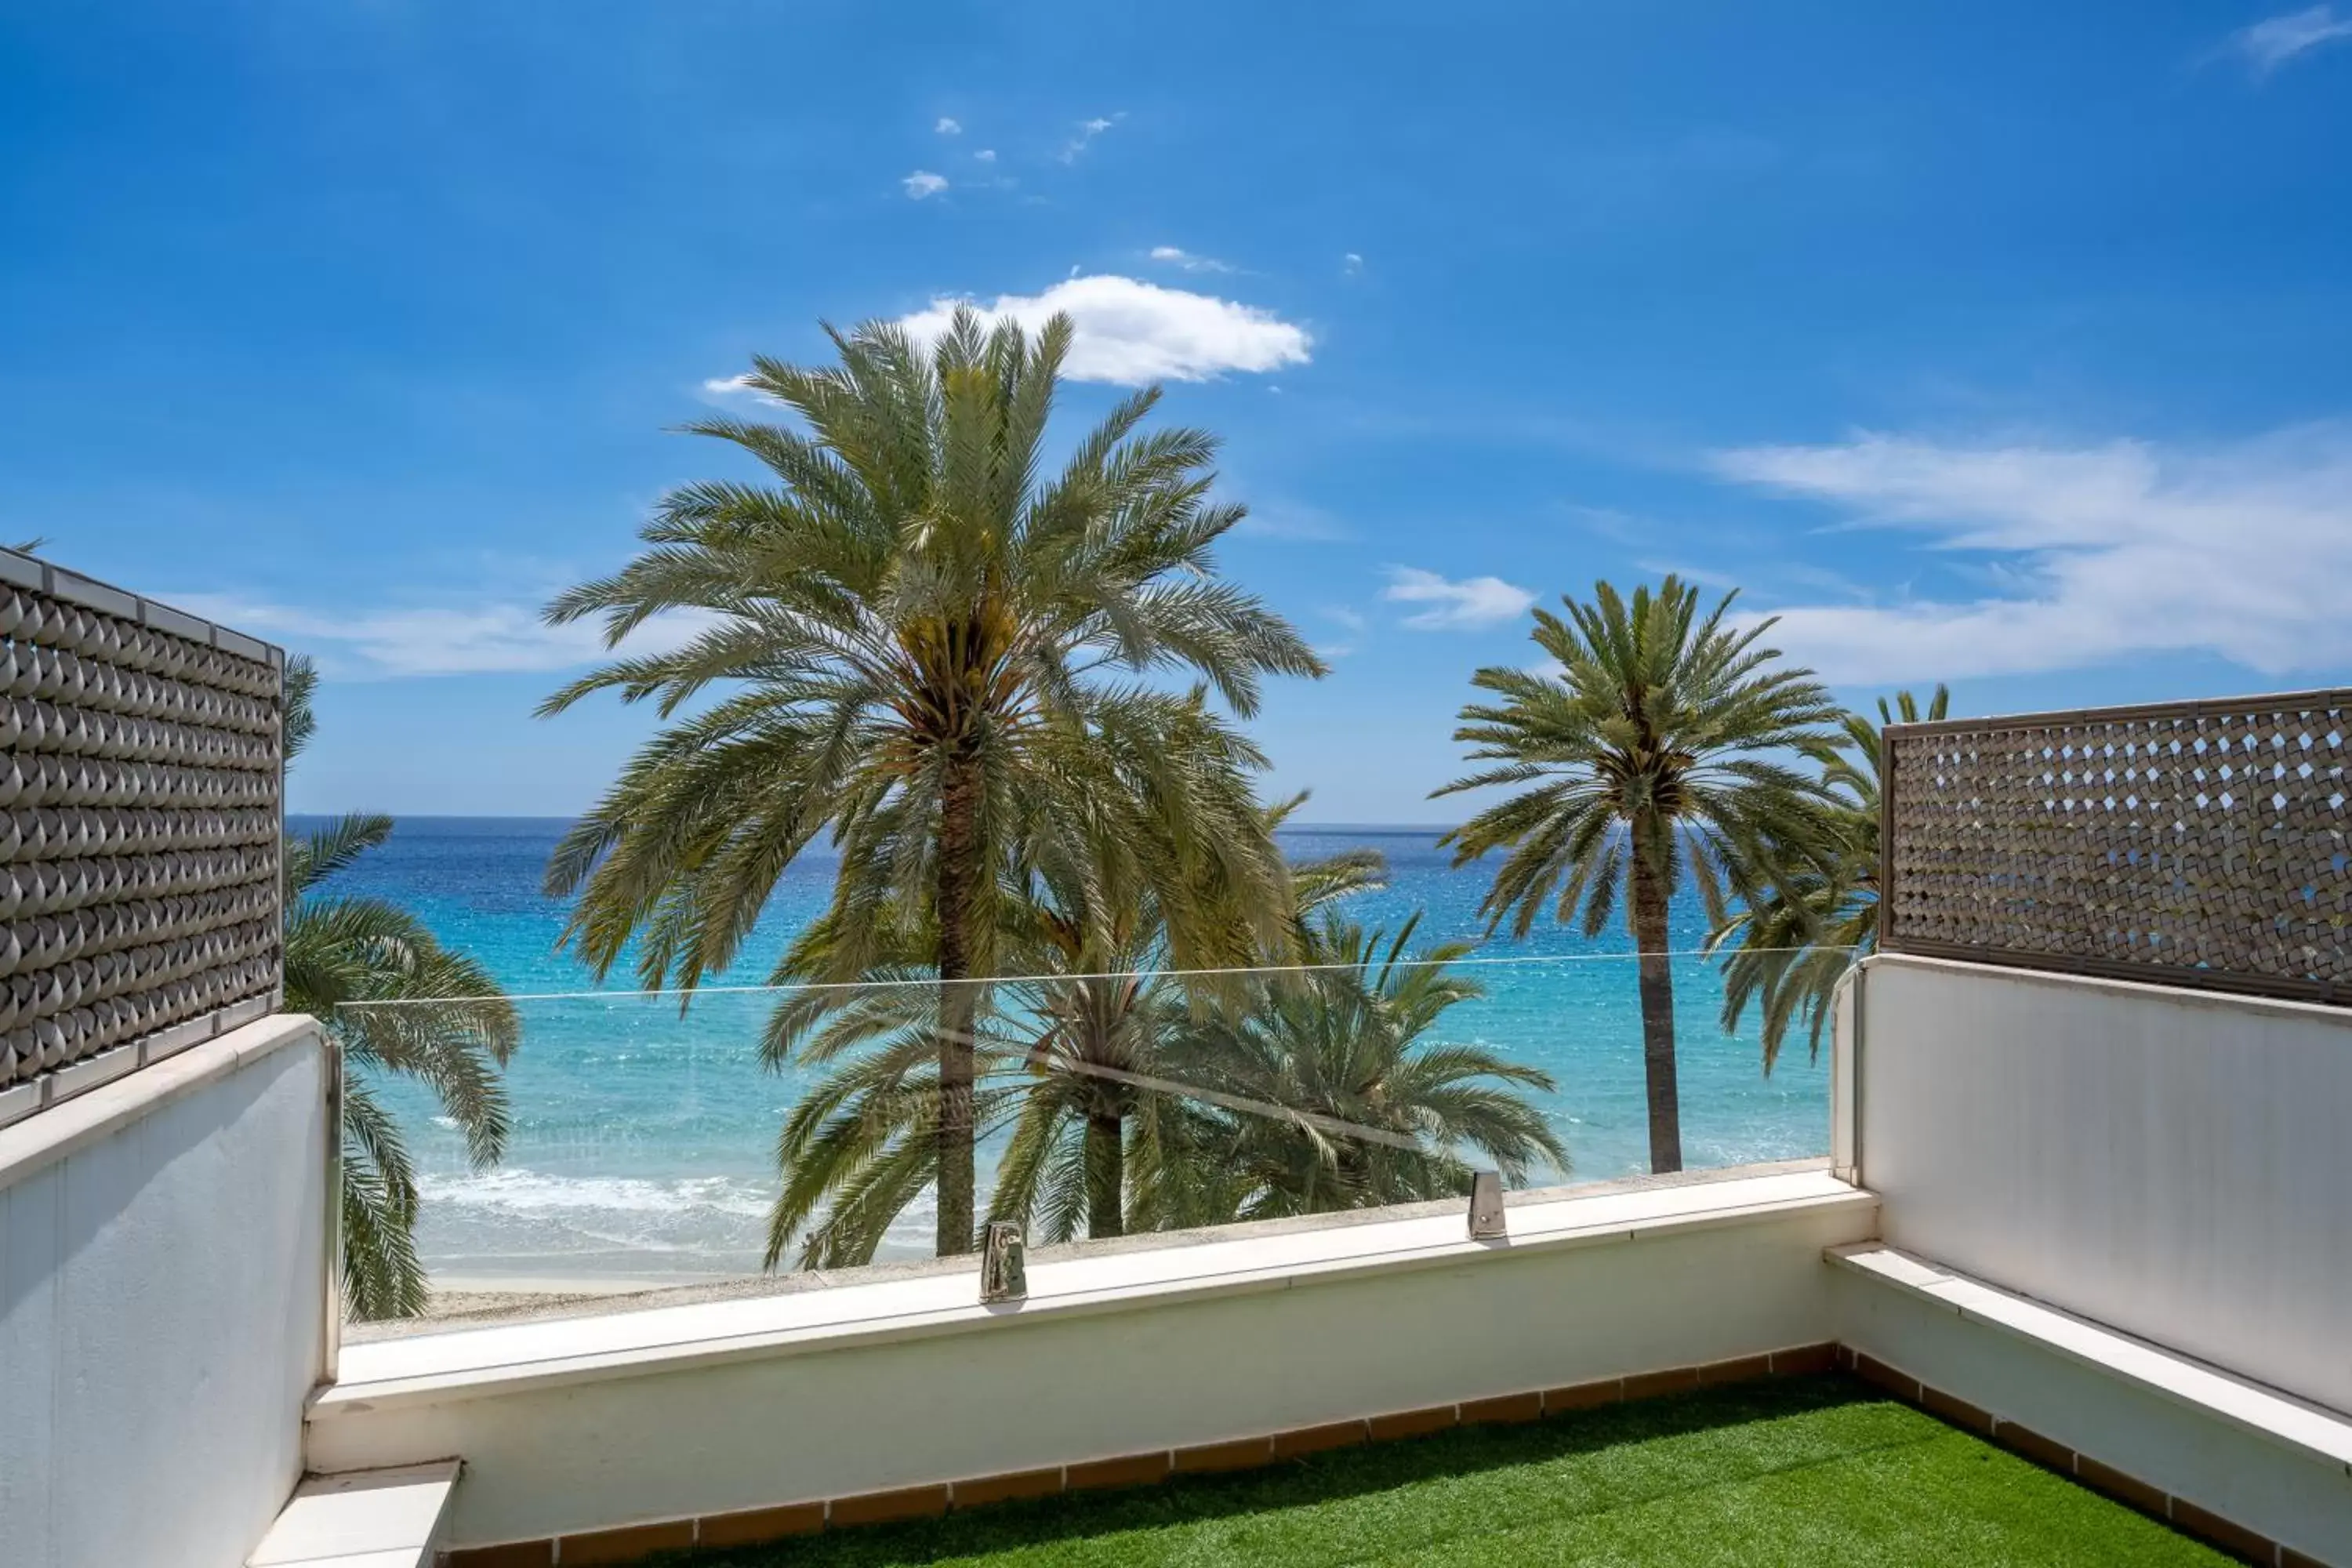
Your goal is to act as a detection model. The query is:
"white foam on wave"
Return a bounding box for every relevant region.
[413,1167,1004,1271]
[417,1168,773,1219]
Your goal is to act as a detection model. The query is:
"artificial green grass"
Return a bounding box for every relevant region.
[662,1375,2227,1566]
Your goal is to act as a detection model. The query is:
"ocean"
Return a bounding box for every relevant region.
[311,817,1835,1282]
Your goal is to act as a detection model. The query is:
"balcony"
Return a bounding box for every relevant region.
[2,563,2348,1567]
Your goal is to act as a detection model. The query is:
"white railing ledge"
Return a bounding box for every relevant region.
[246,1459,461,1568]
[1829,1242,2352,1470]
[318,1167,1872,1415]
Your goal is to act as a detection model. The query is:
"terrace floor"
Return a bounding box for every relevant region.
[653,1377,2227,1567]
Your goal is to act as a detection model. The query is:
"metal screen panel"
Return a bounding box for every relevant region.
[1881,691,2352,1003]
[0,552,284,1118]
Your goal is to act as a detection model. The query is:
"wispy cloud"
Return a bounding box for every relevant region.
[1234,500,1352,543]
[1383,567,1537,630]
[1632,558,1744,592]
[902,170,949,199]
[169,593,715,679]
[1710,424,2352,681]
[1058,113,1123,162]
[1316,605,1369,660]
[935,116,963,136]
[974,148,996,163]
[1341,252,1364,276]
[893,274,1309,384]
[2227,5,2352,73]
[1149,245,1232,274]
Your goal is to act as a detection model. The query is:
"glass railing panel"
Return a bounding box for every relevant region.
[337,946,1852,1335]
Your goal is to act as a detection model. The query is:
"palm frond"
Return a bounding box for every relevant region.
[1708,685,1951,1070]
[277,666,521,1319]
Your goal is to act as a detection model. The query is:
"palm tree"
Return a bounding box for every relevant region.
[1709,687,1949,1071]
[756,862,1564,1261]
[753,793,1371,1265]
[1432,578,1840,1174]
[1138,913,1568,1224]
[278,659,521,1319]
[985,797,1388,1243]
[539,310,1323,1256]
[757,960,1029,1269]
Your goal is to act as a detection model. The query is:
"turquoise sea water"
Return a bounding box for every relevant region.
[314,818,1835,1280]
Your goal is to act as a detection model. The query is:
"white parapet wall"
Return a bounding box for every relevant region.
[1831,1241,2352,1563]
[311,1167,1874,1552]
[1850,953,2352,1417]
[0,1014,329,1568]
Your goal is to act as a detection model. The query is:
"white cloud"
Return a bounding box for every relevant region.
[1058,113,1123,162]
[1342,252,1364,275]
[1149,245,1232,274]
[1710,424,2352,681]
[902,169,949,199]
[2228,5,2352,72]
[1382,567,1537,630]
[892,274,1310,384]
[974,148,996,162]
[935,116,963,135]
[168,594,717,680]
[699,373,787,408]
[1312,607,1369,661]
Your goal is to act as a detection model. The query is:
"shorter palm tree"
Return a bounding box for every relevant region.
[279,659,521,1319]
[751,691,1301,1266]
[758,965,1032,1269]
[1434,578,1842,1175]
[761,792,1376,1263]
[988,799,1388,1243]
[1139,913,1568,1225]
[1710,687,1949,1071]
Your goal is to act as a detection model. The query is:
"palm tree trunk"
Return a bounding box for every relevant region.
[1084,1110,1124,1239]
[1630,848,1683,1174]
[935,753,983,1256]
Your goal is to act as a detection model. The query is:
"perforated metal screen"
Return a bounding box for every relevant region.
[0,551,283,1119]
[1881,692,2352,1003]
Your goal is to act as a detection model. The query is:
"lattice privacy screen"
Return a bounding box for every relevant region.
[1881,692,2352,1002]
[0,553,283,1116]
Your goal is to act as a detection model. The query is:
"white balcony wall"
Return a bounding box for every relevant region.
[0,1015,329,1568]
[310,1170,1873,1551]
[1852,953,2352,1415]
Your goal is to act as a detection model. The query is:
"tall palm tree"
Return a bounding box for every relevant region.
[1709,686,1950,1071]
[539,310,1322,1255]
[1138,913,1568,1224]
[278,659,521,1319]
[1432,578,1840,1174]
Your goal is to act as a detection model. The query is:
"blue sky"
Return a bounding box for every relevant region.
[5,1,2350,822]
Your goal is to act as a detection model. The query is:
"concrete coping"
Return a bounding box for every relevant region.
[246,1460,462,1568]
[318,1167,1877,1416]
[0,1012,321,1197]
[1829,1242,2352,1472]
